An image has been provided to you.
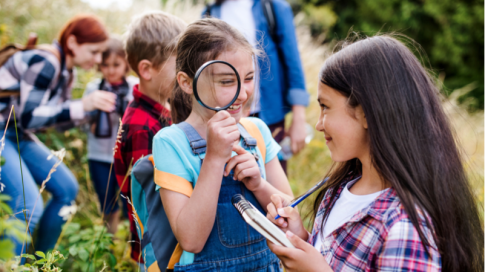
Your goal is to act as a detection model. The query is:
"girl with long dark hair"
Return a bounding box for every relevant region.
[266,35,483,272]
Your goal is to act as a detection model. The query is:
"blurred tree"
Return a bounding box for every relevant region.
[293,0,484,110]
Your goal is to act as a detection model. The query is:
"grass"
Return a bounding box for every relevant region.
[0,0,483,270]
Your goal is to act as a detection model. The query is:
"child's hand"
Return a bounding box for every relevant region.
[266,194,308,240]
[224,145,262,191]
[83,90,117,112]
[267,231,333,272]
[206,111,240,163]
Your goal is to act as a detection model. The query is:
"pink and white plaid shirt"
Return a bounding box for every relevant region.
[309,175,441,271]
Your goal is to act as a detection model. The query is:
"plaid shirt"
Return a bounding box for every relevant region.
[114,84,171,262]
[309,175,441,271]
[0,42,83,130]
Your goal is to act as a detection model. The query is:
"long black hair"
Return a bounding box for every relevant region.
[311,34,483,272]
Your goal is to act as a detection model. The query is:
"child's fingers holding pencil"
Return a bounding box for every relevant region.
[267,194,290,228]
[267,194,307,238]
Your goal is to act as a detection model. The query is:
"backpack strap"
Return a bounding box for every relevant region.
[203,3,212,18]
[176,122,207,157]
[98,78,106,91]
[166,244,184,272]
[239,118,267,164]
[261,0,278,44]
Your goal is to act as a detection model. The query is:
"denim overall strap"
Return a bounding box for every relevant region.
[237,123,257,148]
[176,122,257,158]
[176,122,206,157]
[237,123,260,161]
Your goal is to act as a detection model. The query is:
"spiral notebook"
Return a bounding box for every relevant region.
[232,194,295,248]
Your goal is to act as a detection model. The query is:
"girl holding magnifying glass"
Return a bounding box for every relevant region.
[152,18,292,271]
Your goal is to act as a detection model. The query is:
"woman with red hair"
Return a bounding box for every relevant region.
[0,14,115,256]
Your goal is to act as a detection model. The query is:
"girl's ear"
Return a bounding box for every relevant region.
[356,105,368,129]
[177,71,193,95]
[66,35,78,53]
[138,60,152,81]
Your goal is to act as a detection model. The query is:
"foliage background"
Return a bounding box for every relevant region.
[0,0,483,271]
[289,0,484,111]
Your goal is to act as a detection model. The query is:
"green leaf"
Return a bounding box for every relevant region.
[21,253,36,260]
[0,194,11,201]
[0,156,5,166]
[69,246,78,256]
[108,253,116,267]
[0,202,13,214]
[35,251,45,258]
[78,247,89,261]
[68,234,81,243]
[0,240,15,260]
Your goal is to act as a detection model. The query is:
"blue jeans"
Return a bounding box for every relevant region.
[88,159,122,215]
[0,128,78,255]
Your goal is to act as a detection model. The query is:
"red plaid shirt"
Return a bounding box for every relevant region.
[309,174,441,271]
[114,85,171,263]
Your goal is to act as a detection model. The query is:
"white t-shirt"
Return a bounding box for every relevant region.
[220,0,261,114]
[221,0,256,47]
[314,181,385,251]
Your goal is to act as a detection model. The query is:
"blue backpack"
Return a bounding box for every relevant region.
[130,118,267,272]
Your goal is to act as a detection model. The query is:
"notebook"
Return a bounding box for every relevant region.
[232,194,295,248]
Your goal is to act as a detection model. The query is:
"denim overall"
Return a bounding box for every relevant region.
[174,122,281,272]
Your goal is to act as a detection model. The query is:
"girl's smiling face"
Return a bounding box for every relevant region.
[315,82,369,162]
[99,53,128,84]
[194,49,255,122]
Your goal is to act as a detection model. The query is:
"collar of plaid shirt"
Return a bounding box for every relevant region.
[309,174,441,271]
[132,84,171,120]
[310,174,398,245]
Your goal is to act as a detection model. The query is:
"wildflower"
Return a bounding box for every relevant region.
[58,201,77,221]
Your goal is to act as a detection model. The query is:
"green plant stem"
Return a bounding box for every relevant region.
[12,107,26,224]
[13,106,30,257]
[87,226,106,272]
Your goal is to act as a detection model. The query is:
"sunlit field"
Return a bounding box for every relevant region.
[0,0,482,270]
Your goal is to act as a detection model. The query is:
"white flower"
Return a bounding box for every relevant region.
[0,182,4,192]
[58,201,77,220]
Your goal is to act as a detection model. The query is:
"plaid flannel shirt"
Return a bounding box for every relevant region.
[0,42,83,130]
[114,84,171,263]
[310,175,441,271]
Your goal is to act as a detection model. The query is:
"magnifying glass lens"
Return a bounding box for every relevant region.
[196,62,239,110]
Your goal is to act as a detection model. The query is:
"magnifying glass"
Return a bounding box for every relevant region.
[193,60,241,112]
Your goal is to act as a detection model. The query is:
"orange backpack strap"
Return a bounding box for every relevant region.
[166,243,184,271]
[152,153,190,271]
[239,118,266,164]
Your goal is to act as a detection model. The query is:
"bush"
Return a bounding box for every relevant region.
[293,0,484,110]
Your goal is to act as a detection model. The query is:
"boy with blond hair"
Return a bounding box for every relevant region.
[113,11,185,267]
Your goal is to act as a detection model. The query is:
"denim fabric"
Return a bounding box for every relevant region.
[88,159,121,215]
[173,123,281,271]
[204,0,309,125]
[174,170,280,272]
[0,128,78,255]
